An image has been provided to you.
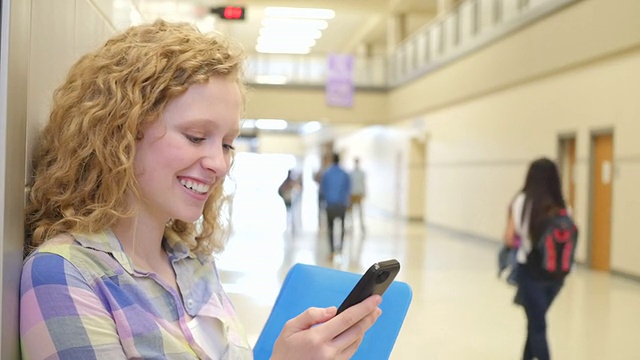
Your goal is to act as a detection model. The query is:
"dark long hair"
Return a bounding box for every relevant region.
[521,158,566,243]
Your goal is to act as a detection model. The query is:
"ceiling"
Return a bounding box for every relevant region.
[133,0,441,56]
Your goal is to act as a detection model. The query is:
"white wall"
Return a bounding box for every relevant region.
[335,127,409,217]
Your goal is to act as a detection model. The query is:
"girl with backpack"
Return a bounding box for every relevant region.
[503,158,574,360]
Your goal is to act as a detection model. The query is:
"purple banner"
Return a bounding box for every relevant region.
[325,54,354,108]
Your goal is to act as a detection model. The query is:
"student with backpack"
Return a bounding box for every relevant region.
[503,158,578,360]
[278,169,302,233]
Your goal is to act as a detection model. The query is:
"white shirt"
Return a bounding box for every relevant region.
[511,193,532,264]
[350,168,366,196]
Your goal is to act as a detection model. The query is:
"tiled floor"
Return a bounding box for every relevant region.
[217,155,640,359]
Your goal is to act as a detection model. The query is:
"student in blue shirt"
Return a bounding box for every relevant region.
[320,153,351,259]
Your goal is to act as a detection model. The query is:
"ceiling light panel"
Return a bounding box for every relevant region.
[261,18,329,30]
[255,119,288,130]
[257,36,316,48]
[255,45,311,55]
[256,7,334,55]
[259,28,322,40]
[264,7,335,20]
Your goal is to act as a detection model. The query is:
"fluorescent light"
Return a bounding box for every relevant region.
[302,121,322,134]
[261,18,328,30]
[255,44,311,54]
[260,28,322,40]
[255,119,288,130]
[255,75,288,84]
[258,36,316,48]
[264,7,335,20]
[257,11,329,55]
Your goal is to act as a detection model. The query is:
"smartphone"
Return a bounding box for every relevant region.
[337,259,401,314]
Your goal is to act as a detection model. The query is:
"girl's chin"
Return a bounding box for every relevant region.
[173,211,205,224]
[169,203,206,223]
[172,216,202,224]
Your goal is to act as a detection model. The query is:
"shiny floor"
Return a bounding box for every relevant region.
[217,154,640,359]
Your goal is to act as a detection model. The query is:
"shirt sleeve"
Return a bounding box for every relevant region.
[345,172,352,198]
[510,193,527,236]
[20,252,127,360]
[320,170,327,195]
[510,193,534,263]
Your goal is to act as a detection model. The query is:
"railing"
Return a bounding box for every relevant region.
[245,0,580,89]
[244,53,387,89]
[388,0,580,86]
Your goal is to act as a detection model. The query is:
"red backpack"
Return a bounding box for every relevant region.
[533,209,578,279]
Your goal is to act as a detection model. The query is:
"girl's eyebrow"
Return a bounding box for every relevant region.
[181,118,241,141]
[181,118,218,128]
[181,118,238,132]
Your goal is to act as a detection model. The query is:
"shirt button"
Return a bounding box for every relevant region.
[186,299,194,309]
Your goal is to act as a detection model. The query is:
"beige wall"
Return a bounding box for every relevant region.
[258,133,305,158]
[245,85,388,126]
[387,0,640,121]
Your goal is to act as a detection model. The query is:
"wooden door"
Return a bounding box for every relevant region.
[559,137,576,212]
[406,138,426,221]
[591,134,613,271]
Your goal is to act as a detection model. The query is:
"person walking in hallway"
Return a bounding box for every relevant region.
[349,157,366,233]
[503,158,573,360]
[313,153,331,228]
[278,169,302,234]
[320,153,351,259]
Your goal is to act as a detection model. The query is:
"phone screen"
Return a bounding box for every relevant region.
[337,259,400,314]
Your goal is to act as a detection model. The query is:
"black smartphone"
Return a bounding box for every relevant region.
[337,259,401,314]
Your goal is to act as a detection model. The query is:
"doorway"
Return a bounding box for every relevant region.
[405,137,426,221]
[589,133,613,272]
[558,136,576,213]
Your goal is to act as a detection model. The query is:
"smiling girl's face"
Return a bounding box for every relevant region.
[132,76,241,225]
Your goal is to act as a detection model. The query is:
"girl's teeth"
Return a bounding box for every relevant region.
[179,179,210,194]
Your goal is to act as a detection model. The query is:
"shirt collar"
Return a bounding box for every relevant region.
[72,229,134,273]
[72,229,207,274]
[162,232,213,265]
[163,233,198,262]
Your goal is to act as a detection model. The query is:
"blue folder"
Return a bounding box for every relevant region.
[253,263,413,360]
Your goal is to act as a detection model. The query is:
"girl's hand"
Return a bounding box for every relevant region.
[270,294,382,360]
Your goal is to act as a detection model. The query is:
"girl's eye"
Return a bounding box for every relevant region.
[223,144,236,151]
[185,134,206,143]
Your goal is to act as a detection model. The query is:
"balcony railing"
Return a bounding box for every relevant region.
[245,53,388,89]
[245,0,580,89]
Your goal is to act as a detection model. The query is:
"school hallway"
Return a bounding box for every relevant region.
[216,153,640,360]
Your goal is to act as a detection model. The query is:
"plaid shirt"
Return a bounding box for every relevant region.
[20,230,253,359]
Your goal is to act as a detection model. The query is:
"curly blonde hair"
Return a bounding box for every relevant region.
[26,20,246,255]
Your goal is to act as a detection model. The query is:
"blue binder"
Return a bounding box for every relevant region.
[253,263,413,359]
